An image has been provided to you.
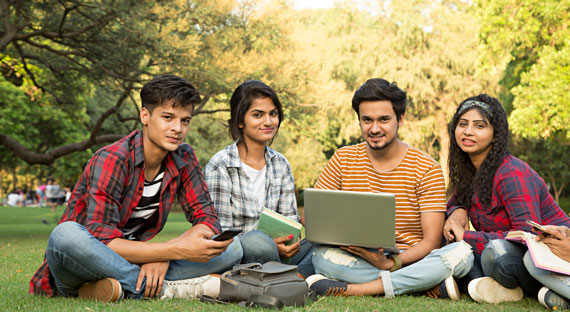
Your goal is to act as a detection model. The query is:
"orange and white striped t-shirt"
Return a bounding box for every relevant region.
[314,142,446,250]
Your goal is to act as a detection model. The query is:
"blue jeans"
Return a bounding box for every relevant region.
[523,251,570,300]
[37,189,45,207]
[239,230,315,278]
[312,241,474,297]
[480,239,541,296]
[46,221,243,299]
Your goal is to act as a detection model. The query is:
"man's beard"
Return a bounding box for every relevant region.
[367,134,396,151]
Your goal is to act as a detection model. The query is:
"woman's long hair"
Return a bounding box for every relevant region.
[448,94,510,208]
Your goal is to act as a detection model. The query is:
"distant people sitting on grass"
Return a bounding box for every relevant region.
[25,188,38,206]
[205,80,315,279]
[444,94,570,305]
[305,78,474,299]
[30,74,242,303]
[6,189,24,207]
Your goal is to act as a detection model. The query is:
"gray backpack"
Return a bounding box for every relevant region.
[218,262,310,308]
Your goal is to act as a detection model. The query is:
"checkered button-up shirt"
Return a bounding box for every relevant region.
[447,155,570,254]
[30,130,221,296]
[205,142,299,233]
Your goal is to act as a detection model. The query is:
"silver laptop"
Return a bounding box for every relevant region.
[304,188,399,253]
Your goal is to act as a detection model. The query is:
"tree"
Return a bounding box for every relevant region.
[511,137,570,203]
[291,1,499,185]
[0,0,314,169]
[478,0,570,141]
[0,0,159,164]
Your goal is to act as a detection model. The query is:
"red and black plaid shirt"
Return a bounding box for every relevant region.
[30,130,221,296]
[447,155,570,254]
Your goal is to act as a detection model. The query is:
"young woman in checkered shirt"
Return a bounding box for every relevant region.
[205,80,315,278]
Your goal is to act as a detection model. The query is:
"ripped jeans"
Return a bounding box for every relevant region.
[480,239,541,296]
[523,250,570,300]
[312,241,474,297]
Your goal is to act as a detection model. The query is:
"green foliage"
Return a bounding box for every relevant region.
[511,136,570,202]
[478,0,570,142]
[510,45,570,140]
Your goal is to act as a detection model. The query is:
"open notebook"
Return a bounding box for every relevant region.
[506,231,570,275]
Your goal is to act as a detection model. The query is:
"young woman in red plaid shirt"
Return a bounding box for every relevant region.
[444,94,570,305]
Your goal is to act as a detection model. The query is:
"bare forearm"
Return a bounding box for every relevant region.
[107,239,180,264]
[399,238,441,265]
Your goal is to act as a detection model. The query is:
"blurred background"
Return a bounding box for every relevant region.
[0,0,568,211]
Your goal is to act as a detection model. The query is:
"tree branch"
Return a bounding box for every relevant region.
[90,81,135,141]
[0,133,124,165]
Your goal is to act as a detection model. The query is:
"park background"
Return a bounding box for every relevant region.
[0,0,569,209]
[0,0,569,311]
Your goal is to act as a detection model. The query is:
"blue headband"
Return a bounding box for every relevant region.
[458,100,493,117]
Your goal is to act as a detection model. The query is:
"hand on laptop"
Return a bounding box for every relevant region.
[274,235,300,258]
[341,246,394,270]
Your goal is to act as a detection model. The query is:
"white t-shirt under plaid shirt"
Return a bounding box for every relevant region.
[205,142,300,233]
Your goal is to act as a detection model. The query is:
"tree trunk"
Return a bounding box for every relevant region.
[547,172,566,203]
[11,167,17,191]
[437,111,450,187]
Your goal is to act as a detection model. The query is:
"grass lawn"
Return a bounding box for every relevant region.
[0,205,546,311]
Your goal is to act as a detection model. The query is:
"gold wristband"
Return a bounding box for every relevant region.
[389,254,402,272]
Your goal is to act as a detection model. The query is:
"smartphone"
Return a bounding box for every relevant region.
[212,229,242,241]
[526,220,547,232]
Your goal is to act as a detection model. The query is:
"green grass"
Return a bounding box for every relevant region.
[0,206,546,311]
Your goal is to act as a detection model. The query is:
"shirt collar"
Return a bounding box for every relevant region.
[132,129,182,175]
[228,141,276,168]
[132,130,145,167]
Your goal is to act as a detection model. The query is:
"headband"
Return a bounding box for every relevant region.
[458,100,493,117]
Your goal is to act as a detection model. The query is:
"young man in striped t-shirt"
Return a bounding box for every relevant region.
[306,78,474,299]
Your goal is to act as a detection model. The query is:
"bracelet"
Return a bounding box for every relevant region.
[389,254,402,272]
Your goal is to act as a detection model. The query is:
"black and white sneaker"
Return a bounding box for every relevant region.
[538,287,570,310]
[306,274,348,296]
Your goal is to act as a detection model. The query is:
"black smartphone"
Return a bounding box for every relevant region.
[212,229,242,241]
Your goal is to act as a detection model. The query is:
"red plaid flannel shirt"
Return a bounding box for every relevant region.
[447,155,570,254]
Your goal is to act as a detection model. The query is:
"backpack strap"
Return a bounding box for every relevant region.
[199,295,229,305]
[238,294,284,310]
[230,262,262,274]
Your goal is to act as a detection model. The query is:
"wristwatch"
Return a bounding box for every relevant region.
[389,254,402,272]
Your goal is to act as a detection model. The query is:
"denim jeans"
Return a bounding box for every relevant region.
[312,241,474,297]
[46,221,243,299]
[239,230,315,278]
[480,239,541,296]
[523,251,570,300]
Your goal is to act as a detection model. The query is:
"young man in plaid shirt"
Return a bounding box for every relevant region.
[30,75,242,302]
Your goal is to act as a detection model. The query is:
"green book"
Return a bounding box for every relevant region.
[256,208,302,246]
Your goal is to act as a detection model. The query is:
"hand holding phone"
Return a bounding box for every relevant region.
[526,220,547,232]
[212,229,242,241]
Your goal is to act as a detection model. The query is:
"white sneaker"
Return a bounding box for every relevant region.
[468,277,523,304]
[160,275,220,300]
